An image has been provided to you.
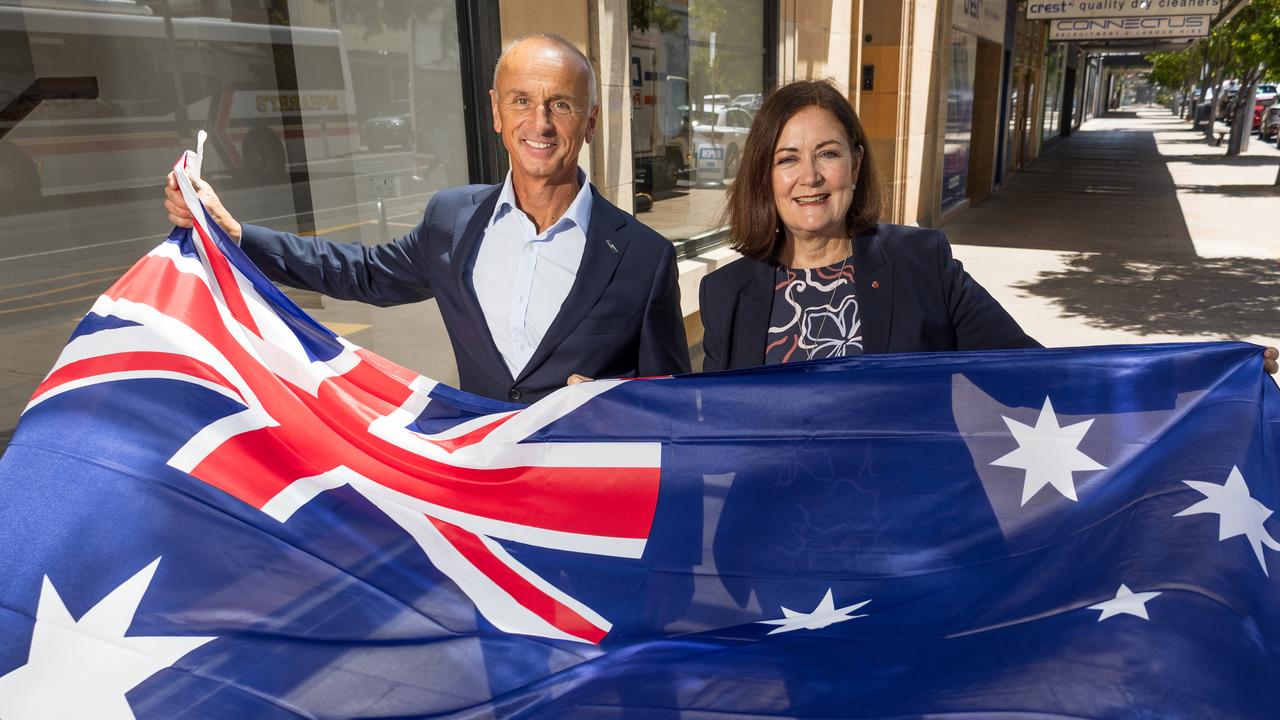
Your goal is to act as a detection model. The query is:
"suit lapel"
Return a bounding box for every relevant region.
[451,186,511,382]
[853,227,893,354]
[730,259,775,369]
[515,189,626,384]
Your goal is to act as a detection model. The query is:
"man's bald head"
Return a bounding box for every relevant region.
[492,34,598,109]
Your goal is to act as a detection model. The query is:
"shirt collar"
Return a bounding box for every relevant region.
[491,169,593,237]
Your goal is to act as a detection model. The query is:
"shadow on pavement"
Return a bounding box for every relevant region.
[1014,253,1280,338]
[945,122,1195,256]
[1177,184,1280,197]
[1160,155,1280,167]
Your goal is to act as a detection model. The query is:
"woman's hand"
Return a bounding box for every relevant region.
[1265,347,1277,375]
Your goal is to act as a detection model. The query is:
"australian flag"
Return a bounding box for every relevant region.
[0,156,1277,719]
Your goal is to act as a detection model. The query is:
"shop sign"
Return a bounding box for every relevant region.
[1029,0,1221,19]
[1047,14,1212,39]
[953,0,1006,44]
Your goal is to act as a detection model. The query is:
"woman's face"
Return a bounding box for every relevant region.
[771,105,862,243]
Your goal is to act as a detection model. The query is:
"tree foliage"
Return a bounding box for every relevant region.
[630,0,682,33]
[1223,0,1280,81]
[1146,50,1197,91]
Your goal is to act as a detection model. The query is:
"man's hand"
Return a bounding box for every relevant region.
[165,172,243,243]
[566,374,593,386]
[1265,347,1278,375]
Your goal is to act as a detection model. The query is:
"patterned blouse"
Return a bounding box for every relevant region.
[765,256,863,365]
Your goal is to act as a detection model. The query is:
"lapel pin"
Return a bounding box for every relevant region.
[605,239,619,254]
[871,280,880,289]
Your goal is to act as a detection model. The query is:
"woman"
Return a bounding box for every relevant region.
[699,79,1040,371]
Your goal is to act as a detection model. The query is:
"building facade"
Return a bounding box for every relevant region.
[0,0,1088,433]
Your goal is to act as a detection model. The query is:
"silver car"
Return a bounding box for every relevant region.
[1263,103,1280,141]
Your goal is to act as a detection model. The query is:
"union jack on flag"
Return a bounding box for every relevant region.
[1,154,1279,718]
[24,153,659,646]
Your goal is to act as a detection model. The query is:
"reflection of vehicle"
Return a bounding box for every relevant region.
[0,3,357,207]
[630,32,691,192]
[698,93,730,113]
[692,107,752,182]
[361,99,412,151]
[731,93,762,110]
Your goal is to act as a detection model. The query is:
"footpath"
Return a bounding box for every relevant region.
[944,107,1280,352]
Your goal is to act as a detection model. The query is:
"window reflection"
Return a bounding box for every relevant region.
[0,0,471,444]
[629,0,764,244]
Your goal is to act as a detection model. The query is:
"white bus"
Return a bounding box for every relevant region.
[0,2,358,208]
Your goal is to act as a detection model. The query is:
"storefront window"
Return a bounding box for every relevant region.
[628,0,766,246]
[0,0,473,443]
[1041,43,1066,141]
[941,29,977,214]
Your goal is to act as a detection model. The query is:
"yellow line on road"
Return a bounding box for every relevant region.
[0,265,129,292]
[0,294,99,316]
[326,322,371,337]
[300,220,375,237]
[0,276,118,305]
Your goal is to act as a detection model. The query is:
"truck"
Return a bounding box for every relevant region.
[630,29,691,193]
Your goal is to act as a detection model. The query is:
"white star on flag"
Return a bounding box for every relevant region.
[0,558,215,720]
[991,396,1106,506]
[1176,466,1280,575]
[757,589,870,635]
[1088,583,1161,621]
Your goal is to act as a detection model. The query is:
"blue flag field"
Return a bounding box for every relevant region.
[0,160,1277,718]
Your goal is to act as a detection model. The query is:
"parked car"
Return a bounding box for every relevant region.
[731,92,763,111]
[698,93,731,113]
[1263,102,1280,141]
[361,99,413,152]
[1252,84,1277,134]
[692,107,753,182]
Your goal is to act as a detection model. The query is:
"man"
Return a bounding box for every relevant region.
[164,34,690,404]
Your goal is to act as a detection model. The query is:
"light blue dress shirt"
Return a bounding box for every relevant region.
[471,172,593,378]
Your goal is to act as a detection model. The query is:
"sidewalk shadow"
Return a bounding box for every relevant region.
[1161,155,1280,167]
[1014,253,1280,339]
[1177,184,1280,197]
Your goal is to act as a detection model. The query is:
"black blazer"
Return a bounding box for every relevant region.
[699,223,1039,371]
[241,183,690,404]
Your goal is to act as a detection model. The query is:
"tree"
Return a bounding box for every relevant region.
[1146,50,1198,116]
[1197,27,1234,140]
[1217,0,1280,157]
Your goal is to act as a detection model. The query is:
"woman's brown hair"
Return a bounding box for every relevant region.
[724,79,883,262]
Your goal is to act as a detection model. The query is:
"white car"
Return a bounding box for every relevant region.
[1263,103,1280,141]
[692,107,754,182]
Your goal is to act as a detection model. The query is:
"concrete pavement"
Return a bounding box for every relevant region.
[945,107,1280,353]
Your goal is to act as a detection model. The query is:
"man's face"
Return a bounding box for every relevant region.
[490,40,598,187]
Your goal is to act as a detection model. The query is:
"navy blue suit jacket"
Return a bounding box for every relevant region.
[699,224,1039,371]
[240,184,690,403]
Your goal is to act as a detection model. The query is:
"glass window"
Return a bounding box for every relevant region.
[628,0,766,247]
[0,0,473,445]
[1041,44,1066,141]
[941,29,977,214]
